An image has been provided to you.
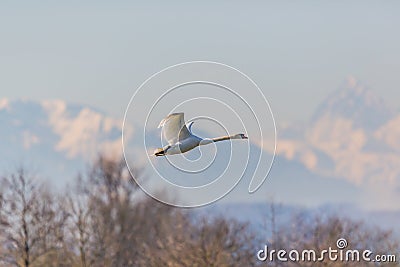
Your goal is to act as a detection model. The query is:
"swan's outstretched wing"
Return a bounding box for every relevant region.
[158,113,192,145]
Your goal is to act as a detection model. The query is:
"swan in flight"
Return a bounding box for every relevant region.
[154,113,248,156]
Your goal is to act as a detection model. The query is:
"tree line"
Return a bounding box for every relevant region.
[0,156,398,266]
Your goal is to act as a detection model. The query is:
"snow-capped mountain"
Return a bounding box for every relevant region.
[311,76,394,130]
[1,77,400,212]
[0,98,131,184]
[0,96,363,207]
[267,77,400,210]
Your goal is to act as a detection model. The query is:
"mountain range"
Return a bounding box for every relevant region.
[1,77,399,217]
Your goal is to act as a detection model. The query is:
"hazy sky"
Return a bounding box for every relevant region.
[1,1,399,124]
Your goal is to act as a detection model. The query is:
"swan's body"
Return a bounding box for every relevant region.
[154,113,247,156]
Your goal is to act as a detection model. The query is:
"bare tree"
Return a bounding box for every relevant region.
[66,156,259,267]
[188,217,256,267]
[66,156,141,267]
[64,175,91,267]
[0,169,68,267]
[3,159,397,267]
[135,198,192,267]
[139,211,257,267]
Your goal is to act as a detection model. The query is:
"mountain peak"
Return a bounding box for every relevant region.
[343,75,366,95]
[345,75,360,90]
[311,77,393,130]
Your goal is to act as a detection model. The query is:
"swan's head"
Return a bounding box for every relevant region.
[154,145,176,156]
[233,133,248,140]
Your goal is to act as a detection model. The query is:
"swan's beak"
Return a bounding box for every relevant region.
[154,148,165,157]
[243,135,248,139]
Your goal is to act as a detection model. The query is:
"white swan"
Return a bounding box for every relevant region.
[154,113,248,156]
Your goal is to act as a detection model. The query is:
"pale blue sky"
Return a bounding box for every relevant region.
[1,1,399,124]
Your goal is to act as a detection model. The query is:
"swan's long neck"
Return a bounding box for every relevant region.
[211,135,234,143]
[199,135,240,146]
